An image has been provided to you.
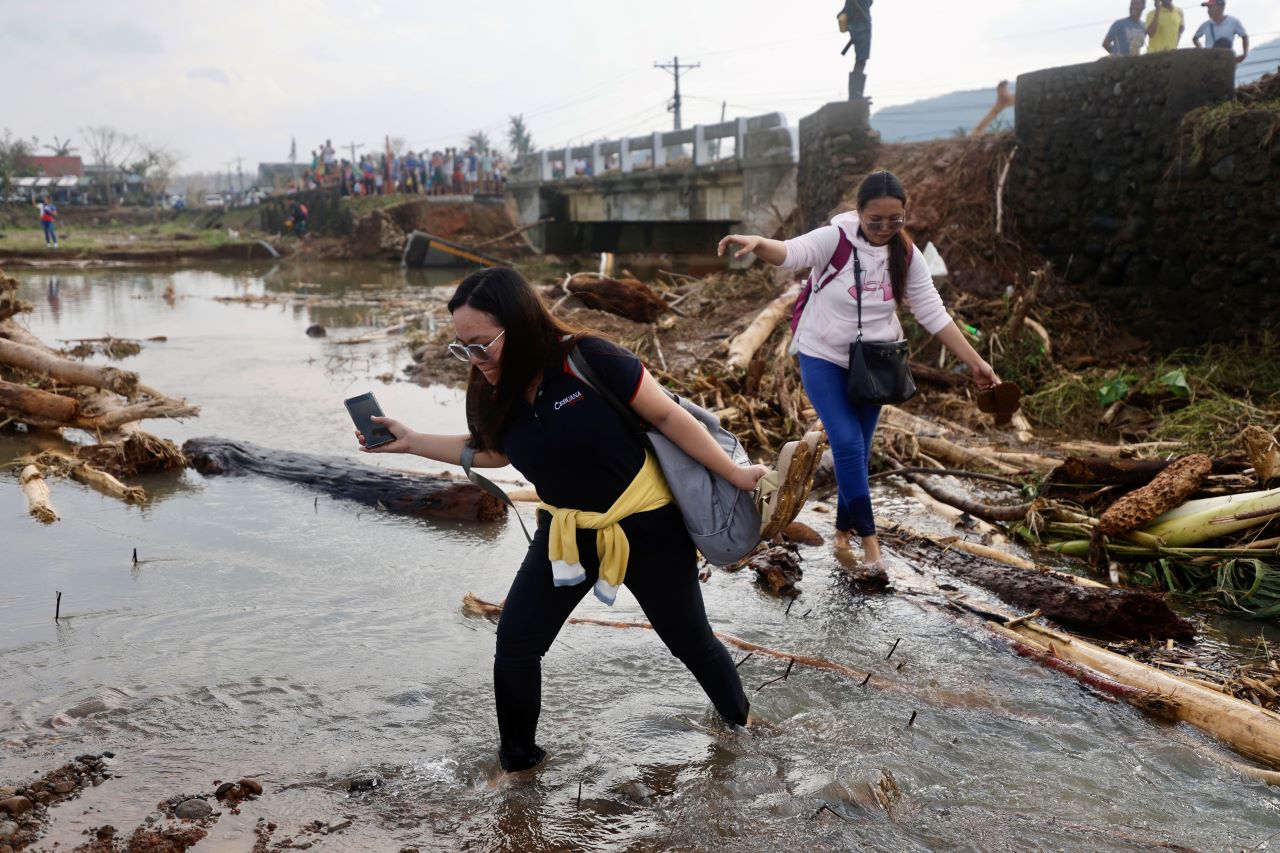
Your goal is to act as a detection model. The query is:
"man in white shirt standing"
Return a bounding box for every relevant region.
[1192,0,1249,63]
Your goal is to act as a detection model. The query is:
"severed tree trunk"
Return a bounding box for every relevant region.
[726,284,799,371]
[183,436,507,523]
[0,379,80,422]
[565,277,668,323]
[1098,454,1212,535]
[0,337,140,397]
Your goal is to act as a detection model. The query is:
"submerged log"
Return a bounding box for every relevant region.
[945,558,1195,640]
[990,617,1280,772]
[182,436,507,523]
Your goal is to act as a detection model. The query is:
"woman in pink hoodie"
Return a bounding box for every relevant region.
[719,170,999,566]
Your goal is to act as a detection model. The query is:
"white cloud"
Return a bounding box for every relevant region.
[4,0,1277,171]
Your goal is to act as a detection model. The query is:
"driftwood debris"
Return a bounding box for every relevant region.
[886,459,1032,523]
[0,337,140,396]
[1098,454,1213,536]
[1243,425,1280,483]
[182,436,507,523]
[20,464,58,523]
[746,543,804,597]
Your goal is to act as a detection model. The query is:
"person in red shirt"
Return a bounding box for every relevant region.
[37,197,59,248]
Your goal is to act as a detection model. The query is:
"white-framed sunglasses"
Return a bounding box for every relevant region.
[447,330,505,363]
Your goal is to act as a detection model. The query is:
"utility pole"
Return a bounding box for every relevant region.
[654,55,700,131]
[235,155,244,192]
[345,141,364,166]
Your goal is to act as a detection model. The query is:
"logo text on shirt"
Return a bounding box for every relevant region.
[554,390,584,410]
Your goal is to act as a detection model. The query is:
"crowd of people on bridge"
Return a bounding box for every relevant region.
[1102,0,1250,61]
[292,139,510,198]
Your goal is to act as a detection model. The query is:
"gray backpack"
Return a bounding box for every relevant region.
[567,345,761,565]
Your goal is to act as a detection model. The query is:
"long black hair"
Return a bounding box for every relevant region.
[855,169,913,303]
[447,267,580,451]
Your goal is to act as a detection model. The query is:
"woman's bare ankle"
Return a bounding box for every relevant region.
[833,529,853,551]
[861,534,881,563]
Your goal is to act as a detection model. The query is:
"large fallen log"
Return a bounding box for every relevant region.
[0,337,140,396]
[0,379,80,422]
[182,436,507,523]
[888,460,1032,522]
[987,613,1280,773]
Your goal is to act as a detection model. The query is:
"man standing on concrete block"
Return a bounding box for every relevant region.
[1192,0,1249,63]
[839,0,872,100]
[1146,0,1185,52]
[1104,0,1149,56]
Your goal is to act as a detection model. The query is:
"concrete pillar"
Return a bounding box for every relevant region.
[693,125,708,167]
[620,137,632,173]
[651,132,666,168]
[735,117,748,163]
[539,151,552,182]
[591,142,604,176]
[562,147,573,179]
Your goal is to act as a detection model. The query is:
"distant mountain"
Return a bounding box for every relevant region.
[870,37,1278,145]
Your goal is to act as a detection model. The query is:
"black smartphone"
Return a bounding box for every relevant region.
[344,391,395,448]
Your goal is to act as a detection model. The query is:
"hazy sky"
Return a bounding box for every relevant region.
[4,0,1278,173]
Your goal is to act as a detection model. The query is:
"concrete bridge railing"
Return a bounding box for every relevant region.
[516,112,797,183]
[507,113,799,255]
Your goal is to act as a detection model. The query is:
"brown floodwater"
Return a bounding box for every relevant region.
[1,263,1278,851]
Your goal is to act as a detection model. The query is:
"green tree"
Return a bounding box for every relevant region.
[507,115,534,161]
[0,129,36,200]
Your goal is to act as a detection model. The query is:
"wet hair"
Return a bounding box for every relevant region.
[447,266,581,451]
[855,170,913,303]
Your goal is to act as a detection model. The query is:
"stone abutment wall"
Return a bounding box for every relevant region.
[1005,49,1278,344]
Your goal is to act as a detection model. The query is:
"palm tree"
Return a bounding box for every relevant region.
[43,137,78,157]
[466,130,491,154]
[507,115,534,161]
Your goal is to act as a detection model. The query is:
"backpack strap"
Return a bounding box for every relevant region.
[567,344,649,436]
[813,227,854,294]
[460,442,532,543]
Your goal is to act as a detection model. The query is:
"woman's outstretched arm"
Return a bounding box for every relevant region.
[357,416,510,467]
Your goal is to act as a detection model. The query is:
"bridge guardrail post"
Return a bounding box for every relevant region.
[620,137,632,173]
[735,118,748,165]
[651,132,666,169]
[591,142,604,177]
[693,125,708,167]
[539,151,552,183]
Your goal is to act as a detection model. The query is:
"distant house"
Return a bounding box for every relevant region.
[28,156,84,179]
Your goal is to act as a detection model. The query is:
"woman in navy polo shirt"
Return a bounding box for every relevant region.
[358,266,768,772]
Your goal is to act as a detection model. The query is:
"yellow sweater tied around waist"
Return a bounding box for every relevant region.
[538,450,672,605]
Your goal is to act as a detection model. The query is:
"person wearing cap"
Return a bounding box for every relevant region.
[1193,0,1249,63]
[1104,0,1148,56]
[1145,0,1185,52]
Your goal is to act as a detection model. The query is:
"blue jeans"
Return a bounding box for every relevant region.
[42,220,57,244]
[798,353,881,536]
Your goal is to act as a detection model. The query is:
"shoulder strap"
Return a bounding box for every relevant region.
[460,442,532,542]
[567,344,647,434]
[814,228,854,294]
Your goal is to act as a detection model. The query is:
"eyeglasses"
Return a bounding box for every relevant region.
[448,330,505,363]
[864,216,907,232]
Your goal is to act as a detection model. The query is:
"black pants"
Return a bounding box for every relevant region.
[494,505,750,771]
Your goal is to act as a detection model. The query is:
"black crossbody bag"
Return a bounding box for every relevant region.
[846,246,918,406]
